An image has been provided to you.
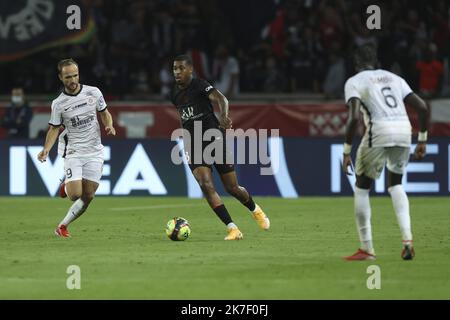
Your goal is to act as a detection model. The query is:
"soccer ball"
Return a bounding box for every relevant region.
[166,217,191,241]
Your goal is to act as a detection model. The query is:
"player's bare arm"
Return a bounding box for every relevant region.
[37,125,60,162]
[99,109,116,136]
[405,93,429,160]
[342,97,361,175]
[208,89,232,129]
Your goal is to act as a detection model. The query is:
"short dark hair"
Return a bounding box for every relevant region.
[173,54,193,66]
[354,44,377,68]
[57,58,78,74]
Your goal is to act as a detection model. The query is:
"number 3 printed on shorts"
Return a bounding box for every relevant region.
[66,168,72,179]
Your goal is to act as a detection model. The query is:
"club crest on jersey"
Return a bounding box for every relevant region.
[88,97,95,105]
[181,106,194,120]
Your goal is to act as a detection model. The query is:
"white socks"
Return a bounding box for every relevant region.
[388,184,413,242]
[353,184,413,253]
[227,222,238,229]
[60,199,85,227]
[354,187,374,254]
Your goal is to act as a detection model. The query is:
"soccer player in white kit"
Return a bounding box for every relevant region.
[342,45,429,261]
[37,59,116,237]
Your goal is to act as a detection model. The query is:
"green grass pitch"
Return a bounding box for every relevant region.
[0,196,449,299]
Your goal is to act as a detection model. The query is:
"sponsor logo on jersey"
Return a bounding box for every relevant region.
[98,96,105,107]
[70,115,95,128]
[181,106,195,121]
[65,102,88,112]
[74,102,88,109]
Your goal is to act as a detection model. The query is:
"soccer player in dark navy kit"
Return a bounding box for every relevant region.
[170,55,270,240]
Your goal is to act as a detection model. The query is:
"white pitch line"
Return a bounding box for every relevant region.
[110,203,203,211]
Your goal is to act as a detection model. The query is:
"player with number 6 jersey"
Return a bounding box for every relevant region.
[341,44,429,261]
[345,66,413,148]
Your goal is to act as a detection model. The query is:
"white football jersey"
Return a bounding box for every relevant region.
[344,69,413,147]
[49,84,107,159]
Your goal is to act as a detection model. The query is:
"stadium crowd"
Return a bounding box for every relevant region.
[1,0,449,99]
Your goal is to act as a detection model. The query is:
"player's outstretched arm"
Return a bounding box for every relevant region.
[405,93,429,159]
[37,125,60,162]
[99,109,116,136]
[342,98,361,175]
[209,89,232,129]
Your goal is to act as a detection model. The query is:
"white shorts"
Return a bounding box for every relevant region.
[355,145,410,180]
[64,157,104,184]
